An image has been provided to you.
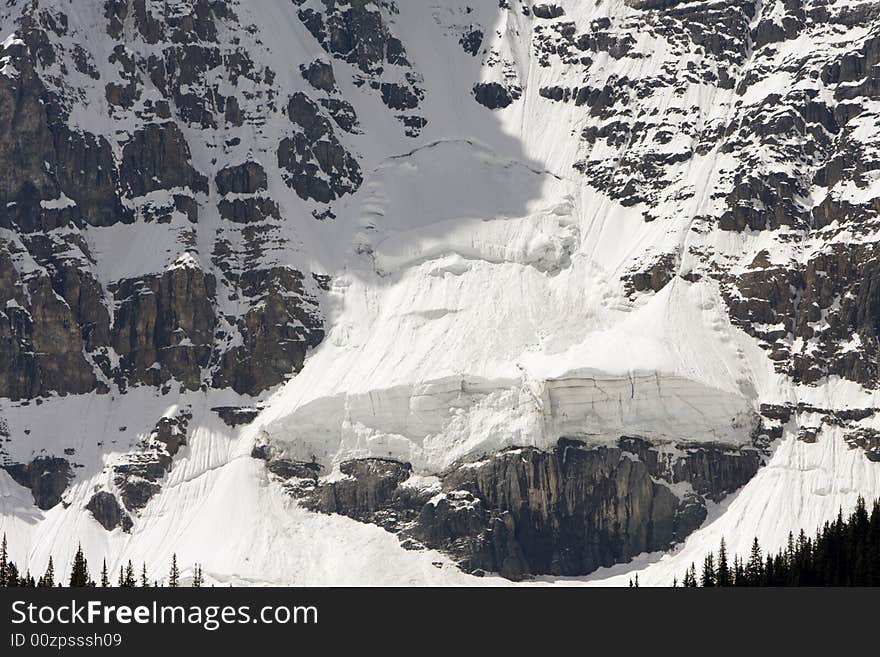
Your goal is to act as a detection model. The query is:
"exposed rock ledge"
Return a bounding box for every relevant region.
[257,436,762,580]
[2,456,72,510]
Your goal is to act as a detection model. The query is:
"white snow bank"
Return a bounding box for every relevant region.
[256,369,754,472]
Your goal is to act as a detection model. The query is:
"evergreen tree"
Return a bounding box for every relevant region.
[6,561,19,587]
[0,533,8,587]
[772,553,787,586]
[682,563,698,587]
[701,553,716,587]
[733,555,747,586]
[100,560,109,588]
[192,564,203,588]
[868,501,880,585]
[124,561,136,588]
[0,535,23,587]
[117,566,125,588]
[140,563,150,587]
[38,557,55,588]
[716,539,731,586]
[168,553,180,588]
[69,544,90,587]
[746,537,764,586]
[785,541,799,585]
[764,554,775,585]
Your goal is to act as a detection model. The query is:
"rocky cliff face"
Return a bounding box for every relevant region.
[264,437,761,579]
[0,0,879,584]
[0,3,328,404]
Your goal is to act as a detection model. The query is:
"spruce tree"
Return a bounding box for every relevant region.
[100,560,109,587]
[772,553,787,586]
[5,561,19,587]
[764,554,775,585]
[38,557,55,587]
[701,553,716,587]
[117,566,125,588]
[746,537,764,586]
[140,563,150,587]
[192,564,203,588]
[168,553,180,588]
[868,501,880,585]
[69,544,90,587]
[0,533,8,587]
[124,561,136,588]
[683,563,698,587]
[733,555,747,586]
[716,539,731,586]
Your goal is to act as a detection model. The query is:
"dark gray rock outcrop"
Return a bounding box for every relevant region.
[3,456,72,510]
[533,5,565,20]
[279,92,362,203]
[213,406,260,427]
[211,267,325,395]
[119,122,208,198]
[110,263,216,391]
[86,491,133,532]
[723,241,880,389]
[301,59,337,93]
[113,410,191,513]
[215,162,268,196]
[278,437,762,580]
[473,82,521,110]
[625,0,690,9]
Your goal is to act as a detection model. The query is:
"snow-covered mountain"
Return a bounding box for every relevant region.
[1,0,879,585]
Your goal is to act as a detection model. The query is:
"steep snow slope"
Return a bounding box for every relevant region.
[254,1,766,470]
[0,0,879,584]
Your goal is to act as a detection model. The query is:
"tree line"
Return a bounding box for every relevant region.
[0,536,204,588]
[676,496,880,586]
